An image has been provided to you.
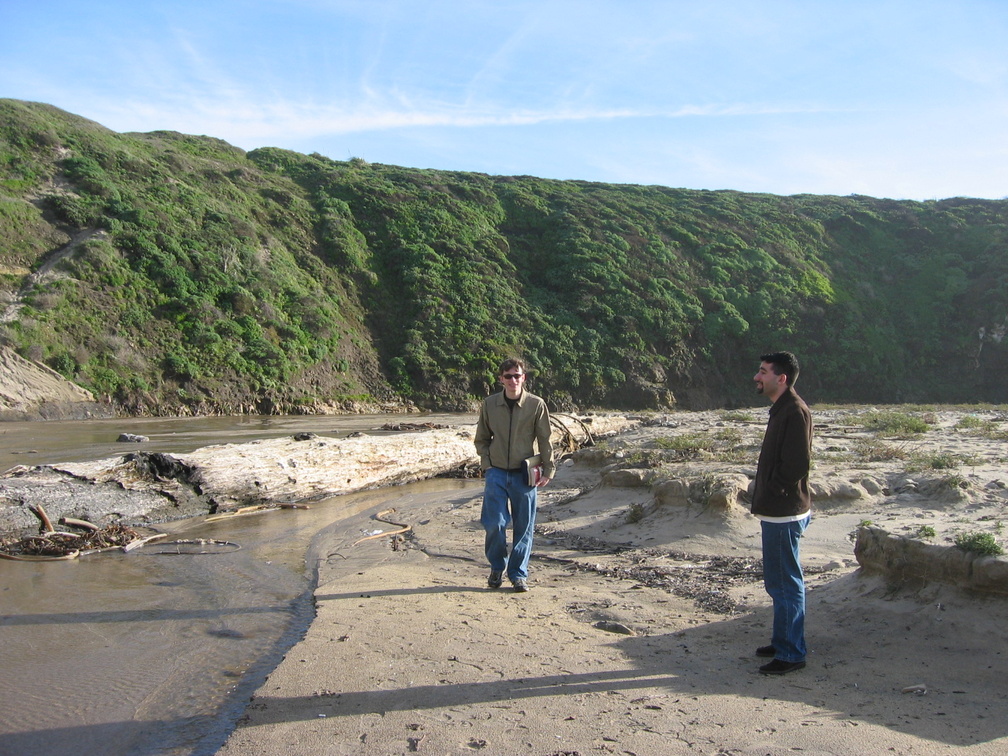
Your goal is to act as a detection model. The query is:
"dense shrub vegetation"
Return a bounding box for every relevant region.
[2,99,1007,414]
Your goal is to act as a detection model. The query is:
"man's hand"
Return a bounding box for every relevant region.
[536,476,552,488]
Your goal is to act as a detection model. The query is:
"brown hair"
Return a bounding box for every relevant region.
[499,357,526,375]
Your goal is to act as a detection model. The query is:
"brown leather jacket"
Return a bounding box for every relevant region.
[751,386,812,518]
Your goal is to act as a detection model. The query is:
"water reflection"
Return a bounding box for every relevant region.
[0,414,479,756]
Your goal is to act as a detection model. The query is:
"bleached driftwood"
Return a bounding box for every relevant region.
[0,414,640,532]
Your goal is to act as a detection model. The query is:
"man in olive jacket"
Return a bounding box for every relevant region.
[751,351,812,675]
[474,358,554,592]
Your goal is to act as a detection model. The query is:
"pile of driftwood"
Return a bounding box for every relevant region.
[0,504,165,561]
[379,422,449,431]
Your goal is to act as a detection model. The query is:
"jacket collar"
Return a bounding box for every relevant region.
[494,388,526,406]
[769,385,797,416]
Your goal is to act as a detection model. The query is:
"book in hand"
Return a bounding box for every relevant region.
[522,455,543,486]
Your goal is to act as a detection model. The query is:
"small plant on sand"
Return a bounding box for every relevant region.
[714,427,745,446]
[688,472,720,506]
[655,432,717,457]
[939,473,969,491]
[853,438,908,462]
[654,428,754,464]
[915,524,937,539]
[955,415,990,431]
[712,427,754,462]
[848,519,874,543]
[952,415,1008,439]
[907,451,965,472]
[718,410,754,423]
[953,531,1004,557]
[618,449,664,467]
[626,502,647,524]
[853,410,930,436]
[926,452,960,469]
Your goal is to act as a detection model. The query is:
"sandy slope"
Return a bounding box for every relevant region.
[218,407,1008,756]
[0,345,98,417]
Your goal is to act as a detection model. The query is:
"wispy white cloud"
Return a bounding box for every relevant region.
[92,90,846,147]
[2,0,1006,199]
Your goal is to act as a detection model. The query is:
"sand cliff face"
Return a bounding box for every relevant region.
[0,346,101,419]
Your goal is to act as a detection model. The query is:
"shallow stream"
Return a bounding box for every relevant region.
[0,414,477,755]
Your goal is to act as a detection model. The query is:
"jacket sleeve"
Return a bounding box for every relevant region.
[536,403,555,478]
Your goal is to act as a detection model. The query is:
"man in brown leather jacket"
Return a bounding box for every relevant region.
[751,351,812,675]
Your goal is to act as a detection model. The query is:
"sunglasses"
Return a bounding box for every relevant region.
[502,373,524,380]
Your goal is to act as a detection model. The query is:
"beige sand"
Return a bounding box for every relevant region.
[219,408,1008,756]
[0,345,95,411]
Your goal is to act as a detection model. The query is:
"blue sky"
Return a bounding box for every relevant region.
[2,1,1006,200]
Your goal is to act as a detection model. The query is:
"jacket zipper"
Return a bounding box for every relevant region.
[507,400,514,470]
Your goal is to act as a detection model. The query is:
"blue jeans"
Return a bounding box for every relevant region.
[481,467,537,582]
[761,514,811,663]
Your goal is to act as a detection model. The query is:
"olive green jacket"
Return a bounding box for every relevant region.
[474,390,555,479]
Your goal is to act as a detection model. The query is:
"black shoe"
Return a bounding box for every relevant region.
[512,578,529,593]
[756,645,776,658]
[488,570,503,589]
[759,659,806,675]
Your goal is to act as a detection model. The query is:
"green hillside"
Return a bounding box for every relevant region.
[1,99,1006,414]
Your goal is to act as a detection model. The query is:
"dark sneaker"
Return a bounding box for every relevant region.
[488,570,503,589]
[759,659,806,675]
[512,578,529,592]
[756,645,776,658]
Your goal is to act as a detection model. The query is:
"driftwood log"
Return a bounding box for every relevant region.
[0,415,640,535]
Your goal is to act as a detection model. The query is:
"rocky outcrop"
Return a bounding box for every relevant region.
[653,473,751,513]
[854,526,1008,595]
